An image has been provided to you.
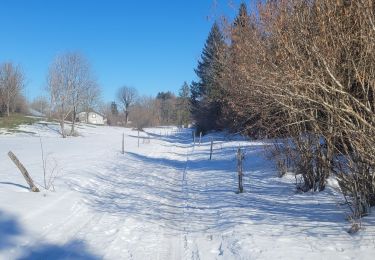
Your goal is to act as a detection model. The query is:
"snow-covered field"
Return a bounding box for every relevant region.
[0,122,375,259]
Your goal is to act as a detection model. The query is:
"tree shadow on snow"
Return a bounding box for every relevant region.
[17,240,100,260]
[76,133,351,237]
[0,182,29,191]
[145,129,194,145]
[0,210,100,259]
[0,210,23,250]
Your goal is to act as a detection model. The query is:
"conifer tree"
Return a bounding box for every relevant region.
[177,82,190,127]
[191,22,227,133]
[223,2,261,134]
[111,101,118,115]
[232,3,251,42]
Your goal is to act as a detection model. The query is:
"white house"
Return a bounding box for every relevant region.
[77,111,106,125]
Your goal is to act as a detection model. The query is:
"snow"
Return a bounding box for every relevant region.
[27,109,45,118]
[0,123,375,259]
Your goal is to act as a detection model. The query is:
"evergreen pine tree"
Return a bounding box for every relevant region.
[231,3,251,61]
[156,91,176,124]
[222,2,255,132]
[234,3,250,33]
[190,81,200,108]
[177,82,191,127]
[191,22,227,133]
[111,101,119,115]
[195,22,226,100]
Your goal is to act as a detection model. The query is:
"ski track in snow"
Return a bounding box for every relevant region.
[0,123,375,259]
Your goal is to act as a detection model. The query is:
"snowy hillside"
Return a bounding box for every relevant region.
[0,123,374,259]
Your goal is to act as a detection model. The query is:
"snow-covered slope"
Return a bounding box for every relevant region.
[0,123,374,259]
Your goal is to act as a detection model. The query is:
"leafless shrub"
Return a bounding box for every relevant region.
[266,140,296,178]
[39,135,60,191]
[130,96,160,130]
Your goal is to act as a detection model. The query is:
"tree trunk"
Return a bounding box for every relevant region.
[125,111,129,125]
[8,151,40,192]
[71,106,76,135]
[60,120,66,138]
[6,101,10,117]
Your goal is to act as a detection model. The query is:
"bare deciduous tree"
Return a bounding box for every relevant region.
[81,81,101,122]
[47,52,98,137]
[0,62,25,117]
[131,96,159,130]
[47,56,72,138]
[117,86,138,125]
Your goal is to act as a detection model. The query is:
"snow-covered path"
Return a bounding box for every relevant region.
[1,124,375,259]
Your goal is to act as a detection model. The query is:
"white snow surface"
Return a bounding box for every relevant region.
[0,123,374,260]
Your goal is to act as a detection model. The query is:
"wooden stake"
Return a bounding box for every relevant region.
[122,133,124,154]
[8,151,39,192]
[138,130,140,148]
[209,138,213,160]
[199,132,202,146]
[237,147,244,193]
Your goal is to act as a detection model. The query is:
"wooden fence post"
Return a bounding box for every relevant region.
[199,132,202,146]
[8,151,40,192]
[209,138,213,160]
[138,130,140,148]
[237,147,244,193]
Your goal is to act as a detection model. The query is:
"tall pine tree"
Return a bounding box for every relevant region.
[231,3,252,67]
[177,82,191,127]
[223,2,258,134]
[191,22,227,133]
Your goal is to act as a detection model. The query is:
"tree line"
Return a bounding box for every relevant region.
[1,50,190,136]
[105,82,190,130]
[191,0,375,219]
[34,52,190,133]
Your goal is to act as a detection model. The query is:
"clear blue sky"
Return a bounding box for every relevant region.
[0,0,246,102]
